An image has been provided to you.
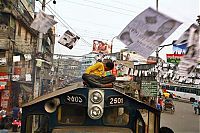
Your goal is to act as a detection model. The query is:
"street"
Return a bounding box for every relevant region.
[161,101,200,133]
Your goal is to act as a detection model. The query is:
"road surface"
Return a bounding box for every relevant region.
[161,100,200,133]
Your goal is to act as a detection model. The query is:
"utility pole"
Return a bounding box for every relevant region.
[155,0,160,101]
[34,0,51,97]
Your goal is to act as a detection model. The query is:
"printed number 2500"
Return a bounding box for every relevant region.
[110,97,123,105]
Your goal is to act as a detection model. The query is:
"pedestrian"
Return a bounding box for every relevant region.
[158,98,163,111]
[192,100,198,114]
[82,59,115,88]
[156,102,161,111]
[12,105,20,120]
[159,127,174,133]
[198,101,200,115]
[0,106,6,129]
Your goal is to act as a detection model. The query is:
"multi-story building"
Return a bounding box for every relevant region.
[0,0,37,110]
[53,56,81,88]
[0,0,55,110]
[80,53,97,76]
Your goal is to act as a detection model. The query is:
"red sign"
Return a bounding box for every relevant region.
[0,85,5,90]
[14,67,21,75]
[166,54,184,64]
[0,72,8,82]
[92,40,111,54]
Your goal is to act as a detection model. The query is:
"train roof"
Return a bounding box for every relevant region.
[22,82,83,107]
[22,82,159,113]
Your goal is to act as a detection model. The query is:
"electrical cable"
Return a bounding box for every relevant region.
[61,0,133,16]
[45,5,93,47]
[80,0,138,14]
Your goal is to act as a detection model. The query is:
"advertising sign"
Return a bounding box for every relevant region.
[118,7,182,58]
[166,54,184,64]
[92,40,111,54]
[58,30,80,50]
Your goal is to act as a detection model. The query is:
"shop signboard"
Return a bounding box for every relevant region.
[141,80,157,97]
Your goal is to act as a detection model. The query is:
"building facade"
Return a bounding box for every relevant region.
[0,0,55,111]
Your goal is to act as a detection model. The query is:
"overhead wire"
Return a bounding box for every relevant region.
[61,0,133,16]
[45,5,93,47]
[81,0,139,14]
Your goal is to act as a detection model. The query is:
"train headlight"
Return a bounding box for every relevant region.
[88,89,104,120]
[90,91,103,103]
[88,105,103,119]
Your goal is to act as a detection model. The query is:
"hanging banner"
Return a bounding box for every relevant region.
[24,54,32,61]
[118,7,182,58]
[58,30,80,49]
[12,75,20,81]
[30,10,57,34]
[177,24,199,77]
[13,55,20,62]
[0,57,6,66]
[0,72,8,82]
[122,51,147,63]
[25,74,32,81]
[92,40,112,54]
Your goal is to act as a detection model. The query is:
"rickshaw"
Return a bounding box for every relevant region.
[163,98,175,114]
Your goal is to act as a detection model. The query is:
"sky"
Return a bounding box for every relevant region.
[36,0,199,61]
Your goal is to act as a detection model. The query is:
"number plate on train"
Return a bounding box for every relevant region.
[107,96,124,105]
[65,94,85,104]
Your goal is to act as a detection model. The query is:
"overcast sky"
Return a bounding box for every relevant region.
[36,0,199,60]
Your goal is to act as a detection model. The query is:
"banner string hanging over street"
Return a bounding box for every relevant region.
[30,10,58,34]
[58,30,80,50]
[117,7,182,58]
[177,24,199,77]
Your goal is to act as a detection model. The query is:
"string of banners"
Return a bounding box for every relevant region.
[30,10,80,50]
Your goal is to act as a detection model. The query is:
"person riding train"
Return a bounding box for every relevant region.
[82,59,116,88]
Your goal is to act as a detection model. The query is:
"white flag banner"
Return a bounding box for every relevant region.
[13,55,20,62]
[30,10,57,34]
[24,54,32,61]
[177,24,199,77]
[25,74,32,81]
[118,7,182,58]
[58,30,80,49]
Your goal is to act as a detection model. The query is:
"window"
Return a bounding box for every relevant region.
[57,104,85,125]
[26,115,48,133]
[138,109,148,132]
[196,89,200,96]
[103,107,129,126]
[25,31,28,41]
[148,112,155,133]
[18,24,21,36]
[136,117,145,133]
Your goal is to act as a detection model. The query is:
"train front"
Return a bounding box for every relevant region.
[22,86,160,133]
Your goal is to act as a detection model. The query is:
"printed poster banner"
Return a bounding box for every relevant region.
[177,24,199,77]
[122,51,147,63]
[30,10,57,34]
[58,30,80,49]
[118,7,182,58]
[92,40,111,54]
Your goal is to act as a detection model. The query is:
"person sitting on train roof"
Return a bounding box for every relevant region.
[82,59,116,88]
